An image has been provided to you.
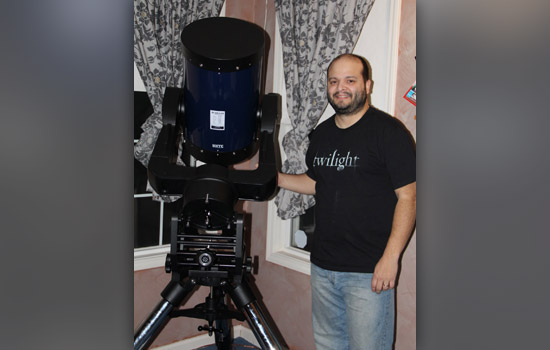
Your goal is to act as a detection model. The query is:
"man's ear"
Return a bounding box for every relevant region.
[366,79,372,94]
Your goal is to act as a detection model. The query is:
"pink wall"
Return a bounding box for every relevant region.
[134,268,211,346]
[394,0,417,349]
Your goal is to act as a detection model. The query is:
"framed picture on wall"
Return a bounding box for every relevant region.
[404,81,416,106]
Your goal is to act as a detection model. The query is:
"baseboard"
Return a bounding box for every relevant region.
[235,325,260,347]
[152,325,260,349]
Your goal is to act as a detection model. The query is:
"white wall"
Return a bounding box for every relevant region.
[134,63,146,92]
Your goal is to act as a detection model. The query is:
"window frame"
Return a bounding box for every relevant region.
[133,159,171,271]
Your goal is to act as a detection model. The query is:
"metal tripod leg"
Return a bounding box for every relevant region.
[228,280,288,350]
[134,279,197,350]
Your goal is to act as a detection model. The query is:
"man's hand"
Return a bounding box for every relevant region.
[371,255,399,294]
[371,182,416,294]
[277,172,316,195]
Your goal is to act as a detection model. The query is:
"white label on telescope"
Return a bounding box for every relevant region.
[210,110,225,131]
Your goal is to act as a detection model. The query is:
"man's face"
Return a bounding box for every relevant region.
[326,57,371,116]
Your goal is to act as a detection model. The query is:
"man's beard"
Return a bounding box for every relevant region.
[327,88,367,116]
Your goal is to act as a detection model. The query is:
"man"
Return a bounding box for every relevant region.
[278,53,416,350]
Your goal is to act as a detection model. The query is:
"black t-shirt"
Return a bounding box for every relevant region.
[305,107,416,272]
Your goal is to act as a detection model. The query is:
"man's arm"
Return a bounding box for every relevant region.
[371,181,416,293]
[277,172,316,195]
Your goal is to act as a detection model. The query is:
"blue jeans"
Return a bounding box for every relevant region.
[311,263,395,350]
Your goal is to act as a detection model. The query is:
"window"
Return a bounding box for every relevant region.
[290,206,315,252]
[133,91,173,271]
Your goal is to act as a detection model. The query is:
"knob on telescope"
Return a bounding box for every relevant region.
[197,250,216,268]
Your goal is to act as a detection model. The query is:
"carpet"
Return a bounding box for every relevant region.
[194,336,260,350]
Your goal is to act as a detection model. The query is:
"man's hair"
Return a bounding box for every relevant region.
[327,53,370,82]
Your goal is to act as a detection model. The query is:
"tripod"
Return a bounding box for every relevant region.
[133,30,286,344]
[134,209,288,350]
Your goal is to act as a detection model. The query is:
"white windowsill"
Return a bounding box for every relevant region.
[265,199,311,276]
[134,245,170,271]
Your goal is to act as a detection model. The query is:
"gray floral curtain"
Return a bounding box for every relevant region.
[274,0,375,219]
[133,0,224,167]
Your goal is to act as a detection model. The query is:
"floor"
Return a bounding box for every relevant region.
[195,337,260,350]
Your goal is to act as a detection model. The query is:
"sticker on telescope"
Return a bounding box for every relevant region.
[210,110,225,131]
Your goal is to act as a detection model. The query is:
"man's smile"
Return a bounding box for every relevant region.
[333,92,352,100]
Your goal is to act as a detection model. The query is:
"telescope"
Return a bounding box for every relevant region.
[134,17,288,350]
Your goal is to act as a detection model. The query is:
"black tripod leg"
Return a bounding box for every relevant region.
[214,318,232,350]
[134,279,196,350]
[228,281,288,350]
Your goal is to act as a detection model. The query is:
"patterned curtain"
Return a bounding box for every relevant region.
[133,0,224,167]
[274,0,375,219]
